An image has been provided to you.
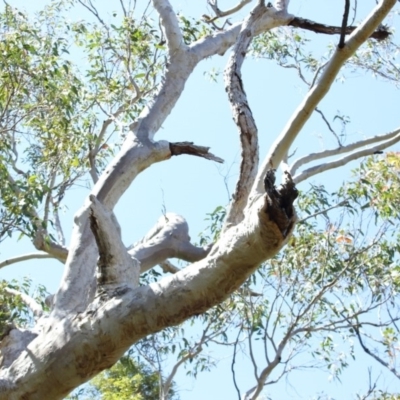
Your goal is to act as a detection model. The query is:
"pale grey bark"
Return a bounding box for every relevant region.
[128,213,210,273]
[0,252,55,270]
[0,0,398,399]
[290,127,400,176]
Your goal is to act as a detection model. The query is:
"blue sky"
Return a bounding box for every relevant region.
[1,1,400,399]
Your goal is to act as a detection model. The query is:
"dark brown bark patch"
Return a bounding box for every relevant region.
[263,170,298,237]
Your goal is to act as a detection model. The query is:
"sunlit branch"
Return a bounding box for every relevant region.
[128,213,211,272]
[43,172,57,228]
[207,0,252,19]
[252,0,397,197]
[293,131,400,183]
[153,0,185,52]
[89,195,139,288]
[0,252,55,270]
[290,127,400,175]
[3,287,43,318]
[274,0,290,12]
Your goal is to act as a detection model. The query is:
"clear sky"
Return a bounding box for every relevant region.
[1,1,400,399]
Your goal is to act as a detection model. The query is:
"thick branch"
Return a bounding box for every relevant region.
[274,0,290,12]
[1,172,297,399]
[54,0,288,314]
[289,16,391,41]
[128,213,211,272]
[89,195,139,288]
[153,0,184,52]
[223,1,268,227]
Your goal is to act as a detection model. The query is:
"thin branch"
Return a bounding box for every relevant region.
[3,287,43,318]
[289,16,391,41]
[52,203,66,247]
[339,0,351,48]
[298,200,349,223]
[293,131,400,183]
[0,252,55,270]
[290,127,400,175]
[231,327,243,400]
[315,107,342,147]
[354,324,400,380]
[208,0,252,18]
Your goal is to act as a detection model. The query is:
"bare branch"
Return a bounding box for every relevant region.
[159,260,180,274]
[3,288,43,318]
[290,127,400,175]
[274,0,290,12]
[153,0,184,52]
[298,199,349,223]
[169,141,224,163]
[128,213,211,272]
[252,0,397,196]
[0,252,56,270]
[293,131,400,183]
[208,0,252,18]
[289,16,391,41]
[315,107,342,147]
[354,324,400,380]
[339,0,351,49]
[89,195,139,288]
[223,1,268,227]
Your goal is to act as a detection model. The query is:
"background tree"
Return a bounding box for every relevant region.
[0,0,400,399]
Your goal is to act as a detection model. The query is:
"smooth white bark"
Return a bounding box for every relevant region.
[0,252,55,270]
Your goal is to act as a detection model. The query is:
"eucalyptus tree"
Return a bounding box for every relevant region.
[0,1,400,399]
